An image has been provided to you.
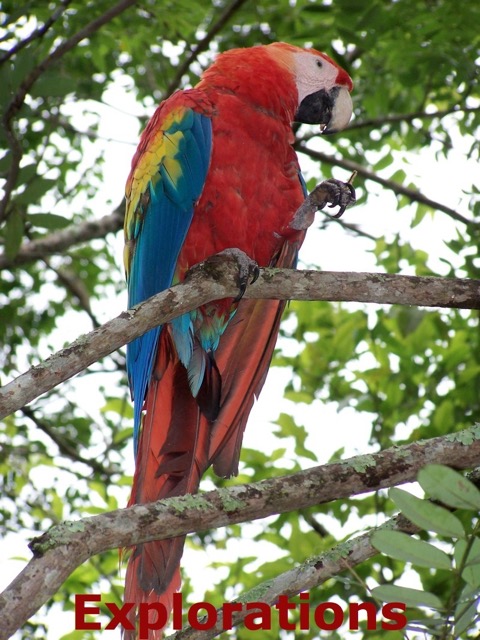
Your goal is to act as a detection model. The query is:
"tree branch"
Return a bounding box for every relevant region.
[1,258,479,419]
[297,144,477,228]
[0,0,138,223]
[21,407,116,479]
[0,0,74,64]
[170,512,420,640]
[0,205,124,270]
[345,105,480,133]
[1,424,479,639]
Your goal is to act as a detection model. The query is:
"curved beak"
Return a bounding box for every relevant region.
[323,87,353,134]
[295,85,353,134]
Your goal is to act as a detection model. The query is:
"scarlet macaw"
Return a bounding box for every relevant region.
[124,42,353,635]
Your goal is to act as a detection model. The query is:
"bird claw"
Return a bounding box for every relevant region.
[189,249,259,302]
[217,248,259,301]
[290,177,356,231]
[321,179,356,218]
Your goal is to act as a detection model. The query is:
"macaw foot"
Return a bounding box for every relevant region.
[290,177,356,231]
[217,248,260,301]
[188,249,259,302]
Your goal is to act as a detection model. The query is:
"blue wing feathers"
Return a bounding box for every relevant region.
[126,110,212,448]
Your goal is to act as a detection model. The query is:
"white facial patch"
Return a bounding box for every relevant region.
[293,51,339,104]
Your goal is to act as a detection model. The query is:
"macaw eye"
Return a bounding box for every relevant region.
[316,60,323,68]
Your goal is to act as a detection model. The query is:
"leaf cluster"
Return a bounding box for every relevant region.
[373,465,480,638]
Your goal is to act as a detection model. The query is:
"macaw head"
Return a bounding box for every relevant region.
[198,42,353,134]
[265,42,353,134]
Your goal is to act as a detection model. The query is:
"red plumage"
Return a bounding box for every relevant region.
[123,42,352,638]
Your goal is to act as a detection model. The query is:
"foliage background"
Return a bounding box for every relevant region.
[1,0,479,638]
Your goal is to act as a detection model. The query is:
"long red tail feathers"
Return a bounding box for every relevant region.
[208,296,287,477]
[208,238,303,476]
[124,239,302,638]
[124,328,211,638]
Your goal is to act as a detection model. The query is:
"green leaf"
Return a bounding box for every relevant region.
[112,427,133,446]
[31,73,78,98]
[418,464,480,510]
[28,213,71,230]
[4,208,25,259]
[270,447,287,462]
[455,599,478,637]
[8,49,36,91]
[374,151,394,171]
[411,202,430,228]
[0,151,11,174]
[390,488,465,538]
[432,399,455,431]
[372,530,451,569]
[371,584,443,610]
[455,538,480,588]
[389,169,407,185]
[17,162,37,186]
[16,178,56,205]
[274,413,317,462]
[455,583,479,637]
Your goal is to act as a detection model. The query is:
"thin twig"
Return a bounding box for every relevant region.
[165,0,250,97]
[298,144,476,227]
[21,407,115,479]
[0,205,124,270]
[3,0,138,124]
[0,0,73,64]
[43,258,99,327]
[346,105,480,132]
[0,0,138,223]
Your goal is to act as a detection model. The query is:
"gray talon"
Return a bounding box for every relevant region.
[217,248,259,302]
[250,264,260,284]
[290,178,356,230]
[320,178,356,218]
